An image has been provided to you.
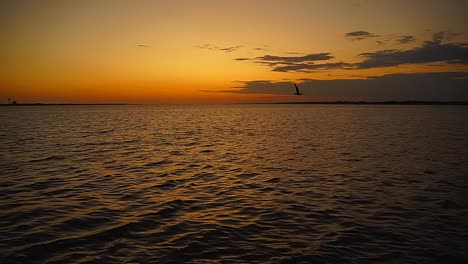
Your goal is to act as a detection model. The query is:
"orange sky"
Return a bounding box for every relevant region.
[1,0,467,103]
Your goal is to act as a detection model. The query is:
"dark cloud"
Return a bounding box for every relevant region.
[137,44,150,47]
[356,35,468,69]
[395,35,415,44]
[272,62,351,72]
[284,51,304,55]
[345,31,379,41]
[235,58,250,61]
[432,32,445,43]
[256,53,333,63]
[429,31,463,43]
[196,44,211,49]
[195,44,242,53]
[217,72,468,101]
[219,45,243,53]
[432,31,463,42]
[233,33,468,72]
[234,53,337,72]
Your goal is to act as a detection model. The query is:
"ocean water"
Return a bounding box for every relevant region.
[0,104,467,264]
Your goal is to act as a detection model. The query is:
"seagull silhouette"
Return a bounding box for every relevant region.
[293,83,302,95]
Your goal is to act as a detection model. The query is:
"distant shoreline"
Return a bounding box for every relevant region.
[270,101,468,105]
[1,101,467,106]
[0,103,130,106]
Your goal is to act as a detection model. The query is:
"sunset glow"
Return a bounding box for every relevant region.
[2,2,468,263]
[1,0,467,103]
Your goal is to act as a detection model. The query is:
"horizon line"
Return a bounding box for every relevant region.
[1,101,468,106]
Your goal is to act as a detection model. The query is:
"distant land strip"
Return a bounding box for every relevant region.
[0,103,131,106]
[269,101,468,105]
[1,101,468,106]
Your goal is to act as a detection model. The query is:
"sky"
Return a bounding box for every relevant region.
[1,0,467,103]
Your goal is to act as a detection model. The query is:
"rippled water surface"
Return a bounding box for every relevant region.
[1,105,467,263]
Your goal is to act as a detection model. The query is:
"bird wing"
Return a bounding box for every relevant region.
[294,83,301,94]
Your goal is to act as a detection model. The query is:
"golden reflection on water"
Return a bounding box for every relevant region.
[1,105,467,263]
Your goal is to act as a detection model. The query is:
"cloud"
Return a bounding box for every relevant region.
[345,31,379,41]
[432,32,445,43]
[445,32,463,42]
[195,44,243,53]
[137,44,150,47]
[356,35,468,69]
[432,31,463,43]
[284,51,304,55]
[272,62,351,72]
[216,72,468,101]
[219,45,243,53]
[234,53,338,72]
[255,53,333,63]
[233,33,468,73]
[395,35,415,44]
[195,44,213,49]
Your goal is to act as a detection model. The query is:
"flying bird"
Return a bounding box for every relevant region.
[293,83,302,95]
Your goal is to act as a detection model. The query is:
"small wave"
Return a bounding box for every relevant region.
[2,104,467,264]
[96,129,115,134]
[265,177,281,183]
[439,200,462,209]
[279,254,328,264]
[144,199,198,220]
[170,150,183,156]
[237,172,260,179]
[144,160,172,167]
[154,179,187,190]
[29,155,66,162]
[192,172,218,181]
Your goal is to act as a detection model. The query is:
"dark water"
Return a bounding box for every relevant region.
[1,105,467,264]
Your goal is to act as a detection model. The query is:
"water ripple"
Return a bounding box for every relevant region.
[1,105,467,263]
